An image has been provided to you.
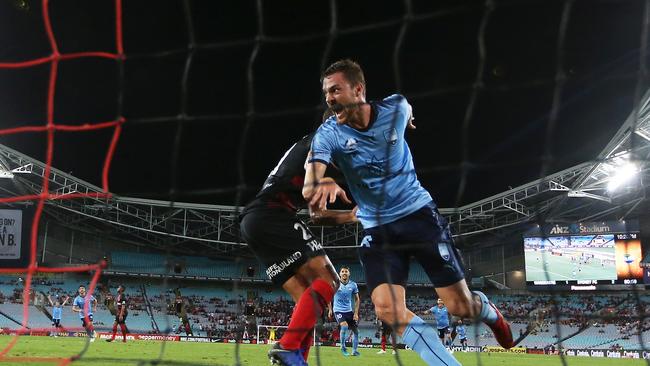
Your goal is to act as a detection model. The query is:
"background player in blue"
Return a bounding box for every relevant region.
[327,266,360,356]
[305,59,516,366]
[47,294,68,334]
[455,319,468,351]
[72,285,97,341]
[423,299,452,348]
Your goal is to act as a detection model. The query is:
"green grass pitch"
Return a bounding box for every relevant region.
[0,336,644,365]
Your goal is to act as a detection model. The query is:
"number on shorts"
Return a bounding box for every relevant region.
[293,222,313,241]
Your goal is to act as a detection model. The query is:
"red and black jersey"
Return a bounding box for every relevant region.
[242,133,314,214]
[116,293,128,314]
[175,296,184,314]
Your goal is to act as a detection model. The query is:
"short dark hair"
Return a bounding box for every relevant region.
[321,59,365,89]
[78,285,86,289]
[340,266,350,271]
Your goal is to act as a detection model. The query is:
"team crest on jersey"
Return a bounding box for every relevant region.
[360,235,373,248]
[345,138,358,151]
[383,128,398,145]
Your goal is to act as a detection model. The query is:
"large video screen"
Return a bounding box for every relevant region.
[523,220,643,289]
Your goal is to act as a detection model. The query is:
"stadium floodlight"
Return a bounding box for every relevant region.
[606,162,638,192]
[0,163,33,179]
[0,170,14,179]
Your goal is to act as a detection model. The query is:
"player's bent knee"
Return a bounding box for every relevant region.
[340,321,348,327]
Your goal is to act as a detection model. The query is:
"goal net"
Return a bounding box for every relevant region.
[0,0,648,365]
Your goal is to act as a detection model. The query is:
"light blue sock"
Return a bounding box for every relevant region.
[473,291,498,324]
[340,325,348,350]
[352,328,359,352]
[402,316,460,366]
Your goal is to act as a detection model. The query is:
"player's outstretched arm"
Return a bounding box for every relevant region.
[304,161,351,210]
[310,206,358,226]
[303,161,327,202]
[310,177,351,209]
[47,295,53,307]
[61,296,69,306]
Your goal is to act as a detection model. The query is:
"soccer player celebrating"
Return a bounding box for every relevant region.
[47,294,68,334]
[72,285,97,342]
[106,285,128,342]
[240,122,357,366]
[305,59,515,366]
[328,266,360,356]
[423,299,452,349]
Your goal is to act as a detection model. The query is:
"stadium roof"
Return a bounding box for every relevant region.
[0,0,648,256]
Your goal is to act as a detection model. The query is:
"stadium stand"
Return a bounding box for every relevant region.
[0,273,648,349]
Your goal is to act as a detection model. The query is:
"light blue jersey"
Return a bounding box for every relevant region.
[52,306,62,320]
[457,324,467,339]
[311,94,432,228]
[333,280,358,313]
[430,306,449,329]
[73,295,95,318]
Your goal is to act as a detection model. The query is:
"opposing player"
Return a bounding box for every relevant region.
[72,285,97,341]
[328,266,360,356]
[377,320,397,355]
[305,59,515,366]
[106,285,128,342]
[239,121,357,365]
[423,299,452,348]
[173,290,193,336]
[47,294,68,334]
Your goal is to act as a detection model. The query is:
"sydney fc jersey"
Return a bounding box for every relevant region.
[52,306,62,320]
[457,324,467,339]
[311,94,432,228]
[333,280,358,313]
[73,295,95,318]
[430,306,450,329]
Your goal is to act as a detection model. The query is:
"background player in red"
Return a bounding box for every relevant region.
[173,289,194,336]
[106,285,128,342]
[376,319,397,355]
